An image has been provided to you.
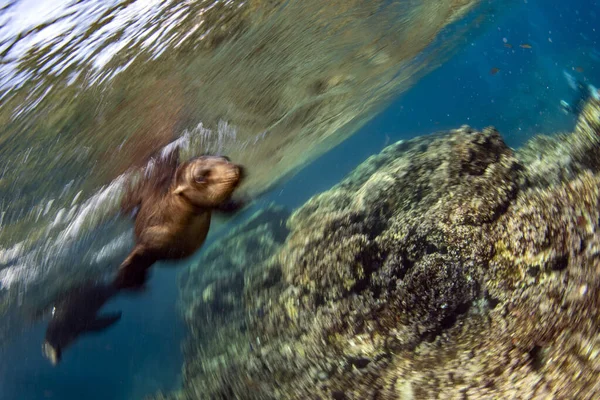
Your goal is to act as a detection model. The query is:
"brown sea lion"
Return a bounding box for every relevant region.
[41,148,245,365]
[114,148,245,289]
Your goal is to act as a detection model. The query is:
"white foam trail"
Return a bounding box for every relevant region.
[590,85,599,101]
[0,263,29,289]
[0,242,24,265]
[58,174,127,242]
[0,0,220,112]
[92,232,132,265]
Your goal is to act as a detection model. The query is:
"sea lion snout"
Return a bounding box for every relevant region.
[235,165,245,182]
[190,157,243,185]
[228,163,244,186]
[175,156,245,207]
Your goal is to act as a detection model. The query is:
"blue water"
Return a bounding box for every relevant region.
[0,269,184,400]
[1,0,599,399]
[273,0,599,209]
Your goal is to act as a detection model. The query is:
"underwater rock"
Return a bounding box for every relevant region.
[155,98,600,399]
[518,97,600,188]
[174,205,290,397]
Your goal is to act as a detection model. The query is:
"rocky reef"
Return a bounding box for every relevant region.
[152,97,600,400]
[172,205,290,398]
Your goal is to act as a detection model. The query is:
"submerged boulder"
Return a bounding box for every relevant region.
[173,205,290,396]
[154,98,600,400]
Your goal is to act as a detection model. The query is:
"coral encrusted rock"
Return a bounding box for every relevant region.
[151,98,600,400]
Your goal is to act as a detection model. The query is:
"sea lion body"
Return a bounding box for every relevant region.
[115,152,245,289]
[132,189,211,260]
[139,209,212,260]
[42,150,245,365]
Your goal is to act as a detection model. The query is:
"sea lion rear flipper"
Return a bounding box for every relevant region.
[85,311,122,333]
[30,280,113,323]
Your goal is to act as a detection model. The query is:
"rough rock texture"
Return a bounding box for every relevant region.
[518,96,600,188]
[153,98,600,400]
[171,205,291,399]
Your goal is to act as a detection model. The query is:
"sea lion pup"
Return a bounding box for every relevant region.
[41,148,244,365]
[114,147,245,289]
[42,281,121,365]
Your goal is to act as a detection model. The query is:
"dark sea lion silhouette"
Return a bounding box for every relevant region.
[42,146,245,365]
[42,282,120,365]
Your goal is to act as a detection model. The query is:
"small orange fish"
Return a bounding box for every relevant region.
[575,66,584,73]
[504,43,513,48]
[520,43,532,49]
[490,67,500,75]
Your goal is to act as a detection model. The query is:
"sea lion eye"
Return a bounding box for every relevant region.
[193,168,211,183]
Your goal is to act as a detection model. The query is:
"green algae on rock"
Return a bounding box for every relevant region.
[153,98,600,399]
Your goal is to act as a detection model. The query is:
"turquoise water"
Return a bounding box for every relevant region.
[0,0,599,399]
[0,268,184,400]
[273,0,598,207]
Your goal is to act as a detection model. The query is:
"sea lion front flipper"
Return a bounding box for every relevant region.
[214,198,247,214]
[113,245,157,290]
[85,311,122,333]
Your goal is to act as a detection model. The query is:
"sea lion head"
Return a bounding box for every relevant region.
[173,155,244,207]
